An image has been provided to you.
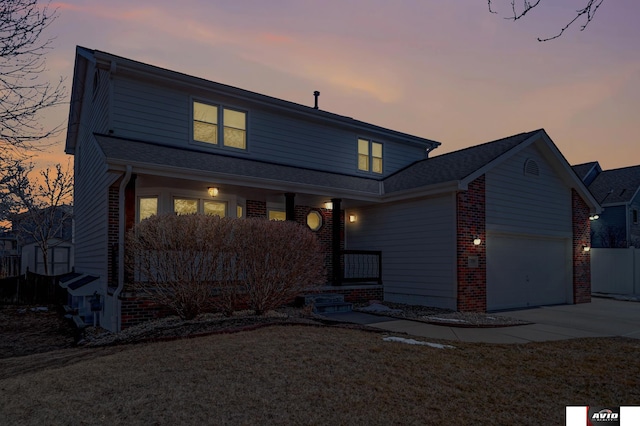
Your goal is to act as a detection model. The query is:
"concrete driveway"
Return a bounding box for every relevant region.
[503,297,640,341]
[325,297,640,344]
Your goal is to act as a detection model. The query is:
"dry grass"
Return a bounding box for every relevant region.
[1,326,639,425]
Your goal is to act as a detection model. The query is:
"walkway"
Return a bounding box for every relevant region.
[323,297,640,344]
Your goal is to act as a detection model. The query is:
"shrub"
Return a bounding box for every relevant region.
[126,214,237,320]
[126,214,325,319]
[234,218,325,315]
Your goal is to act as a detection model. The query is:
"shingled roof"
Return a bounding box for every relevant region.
[384,130,542,193]
[572,162,600,181]
[94,135,381,197]
[588,165,640,205]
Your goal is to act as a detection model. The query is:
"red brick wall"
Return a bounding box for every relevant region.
[315,286,383,303]
[107,185,119,287]
[572,189,591,304]
[120,294,172,329]
[456,176,487,312]
[294,206,341,284]
[246,200,266,218]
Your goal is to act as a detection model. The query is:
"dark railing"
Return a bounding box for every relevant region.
[340,250,382,285]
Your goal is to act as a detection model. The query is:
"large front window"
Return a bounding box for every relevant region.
[174,198,227,217]
[358,138,383,174]
[193,101,246,149]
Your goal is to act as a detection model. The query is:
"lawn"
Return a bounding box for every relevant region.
[1,325,638,425]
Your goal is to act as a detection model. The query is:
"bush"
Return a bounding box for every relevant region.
[126,214,325,319]
[235,218,325,315]
[126,214,236,320]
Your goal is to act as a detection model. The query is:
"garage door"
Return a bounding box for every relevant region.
[486,234,571,311]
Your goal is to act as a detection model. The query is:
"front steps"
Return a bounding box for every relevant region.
[298,293,353,314]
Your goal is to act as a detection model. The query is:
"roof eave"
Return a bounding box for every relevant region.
[65,47,95,155]
[105,159,383,203]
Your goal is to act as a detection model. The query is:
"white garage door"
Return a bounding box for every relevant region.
[486,234,571,311]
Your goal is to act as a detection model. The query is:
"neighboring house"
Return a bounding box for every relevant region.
[573,162,640,248]
[65,47,600,332]
[0,233,19,278]
[11,205,74,275]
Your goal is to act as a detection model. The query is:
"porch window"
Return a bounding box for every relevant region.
[193,100,246,150]
[139,197,158,221]
[268,209,286,221]
[237,205,244,218]
[204,200,227,217]
[174,198,198,215]
[358,138,383,174]
[634,209,638,224]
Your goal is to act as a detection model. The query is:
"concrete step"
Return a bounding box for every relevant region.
[313,302,353,314]
[298,293,345,306]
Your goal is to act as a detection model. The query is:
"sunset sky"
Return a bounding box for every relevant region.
[35,0,640,171]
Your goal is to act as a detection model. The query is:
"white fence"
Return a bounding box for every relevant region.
[591,248,640,295]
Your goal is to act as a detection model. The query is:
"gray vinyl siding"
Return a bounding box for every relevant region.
[486,144,571,237]
[346,194,457,309]
[112,77,189,144]
[110,77,426,176]
[73,66,117,280]
[591,205,627,248]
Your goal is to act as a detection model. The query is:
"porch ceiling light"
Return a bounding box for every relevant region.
[324,201,333,210]
[473,236,482,246]
[208,187,219,197]
[589,214,599,220]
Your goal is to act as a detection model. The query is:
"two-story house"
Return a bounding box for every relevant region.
[573,162,640,248]
[66,47,599,331]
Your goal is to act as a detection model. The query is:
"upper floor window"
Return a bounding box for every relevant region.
[358,138,383,174]
[193,101,246,150]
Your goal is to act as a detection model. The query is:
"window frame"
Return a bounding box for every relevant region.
[192,99,248,151]
[357,138,383,174]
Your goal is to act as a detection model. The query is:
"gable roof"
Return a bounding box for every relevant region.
[572,162,600,181]
[384,130,539,193]
[382,129,600,213]
[587,165,640,205]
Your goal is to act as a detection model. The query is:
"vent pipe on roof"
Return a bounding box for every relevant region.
[313,91,320,109]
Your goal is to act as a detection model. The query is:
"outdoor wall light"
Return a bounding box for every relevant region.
[348,214,357,223]
[324,201,333,210]
[473,236,482,246]
[589,214,599,220]
[208,187,219,197]
[583,245,591,252]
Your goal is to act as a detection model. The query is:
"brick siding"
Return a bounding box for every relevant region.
[456,176,487,312]
[572,189,591,304]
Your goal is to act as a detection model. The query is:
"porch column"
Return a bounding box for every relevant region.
[285,193,296,221]
[331,198,342,285]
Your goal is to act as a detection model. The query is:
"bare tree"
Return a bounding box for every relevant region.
[2,160,73,275]
[0,0,65,159]
[488,0,606,41]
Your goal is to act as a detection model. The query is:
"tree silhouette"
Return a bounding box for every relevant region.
[488,0,606,41]
[0,0,65,160]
